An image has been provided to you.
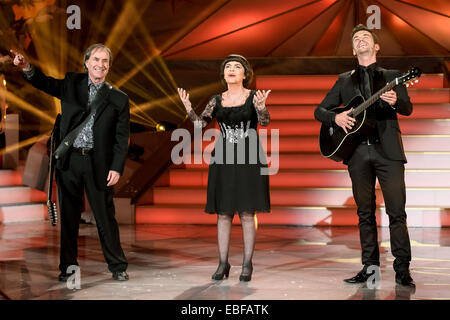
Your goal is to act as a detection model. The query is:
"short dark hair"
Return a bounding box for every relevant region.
[220,54,253,88]
[83,44,113,72]
[351,24,379,44]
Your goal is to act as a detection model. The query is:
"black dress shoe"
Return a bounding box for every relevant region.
[58,272,74,282]
[395,271,415,288]
[112,271,129,281]
[344,269,371,284]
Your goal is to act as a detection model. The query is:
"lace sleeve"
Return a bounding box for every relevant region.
[252,91,270,126]
[255,105,270,126]
[187,96,216,128]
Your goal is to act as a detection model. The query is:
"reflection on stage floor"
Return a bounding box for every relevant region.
[0,222,449,300]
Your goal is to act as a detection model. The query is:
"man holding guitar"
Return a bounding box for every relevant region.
[314,24,415,287]
[11,44,130,282]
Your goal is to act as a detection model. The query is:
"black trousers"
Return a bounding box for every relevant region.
[347,142,412,273]
[56,151,128,274]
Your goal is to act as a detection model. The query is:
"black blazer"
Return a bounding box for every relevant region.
[314,66,412,163]
[25,67,130,190]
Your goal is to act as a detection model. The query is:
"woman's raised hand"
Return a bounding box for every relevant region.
[177,88,192,113]
[253,90,271,110]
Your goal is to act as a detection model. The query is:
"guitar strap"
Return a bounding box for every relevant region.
[54,82,111,160]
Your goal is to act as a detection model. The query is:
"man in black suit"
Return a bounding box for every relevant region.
[314,25,415,287]
[12,44,129,281]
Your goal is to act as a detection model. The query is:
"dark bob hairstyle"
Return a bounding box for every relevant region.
[220,54,253,88]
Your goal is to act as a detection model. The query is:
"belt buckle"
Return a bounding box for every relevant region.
[81,148,90,155]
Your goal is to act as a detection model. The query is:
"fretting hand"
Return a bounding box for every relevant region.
[380,86,397,106]
[335,108,356,134]
[253,90,271,110]
[177,88,192,113]
[10,49,31,71]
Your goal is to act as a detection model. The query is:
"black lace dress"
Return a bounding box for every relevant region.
[188,90,271,215]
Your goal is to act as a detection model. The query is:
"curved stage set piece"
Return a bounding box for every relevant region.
[0,0,449,302]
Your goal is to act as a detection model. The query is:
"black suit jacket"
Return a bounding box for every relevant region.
[25,67,130,190]
[314,66,413,163]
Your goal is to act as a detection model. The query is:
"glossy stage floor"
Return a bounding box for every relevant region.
[0,221,449,300]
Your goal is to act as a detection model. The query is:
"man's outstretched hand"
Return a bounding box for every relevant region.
[10,49,31,71]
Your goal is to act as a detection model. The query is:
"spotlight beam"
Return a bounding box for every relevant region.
[0,132,49,155]
[134,81,221,115]
[116,0,229,88]
[5,91,55,124]
[105,0,153,51]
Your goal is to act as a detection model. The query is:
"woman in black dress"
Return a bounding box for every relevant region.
[177,54,271,282]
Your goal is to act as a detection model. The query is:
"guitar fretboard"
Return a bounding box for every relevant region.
[351,80,396,117]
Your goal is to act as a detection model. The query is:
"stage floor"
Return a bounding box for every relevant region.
[0,221,449,300]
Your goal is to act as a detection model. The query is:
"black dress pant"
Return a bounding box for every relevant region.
[347,142,412,273]
[56,151,128,273]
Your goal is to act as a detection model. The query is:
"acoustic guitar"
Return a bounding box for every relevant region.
[319,67,422,162]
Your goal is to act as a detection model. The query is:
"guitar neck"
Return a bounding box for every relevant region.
[352,80,396,117]
[47,135,55,200]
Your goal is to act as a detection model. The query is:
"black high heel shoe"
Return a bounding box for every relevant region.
[239,263,253,282]
[211,263,231,280]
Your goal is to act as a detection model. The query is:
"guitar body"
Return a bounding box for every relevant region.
[319,95,377,162]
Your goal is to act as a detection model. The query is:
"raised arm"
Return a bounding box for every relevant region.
[178,88,216,128]
[11,49,65,99]
[252,90,271,126]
